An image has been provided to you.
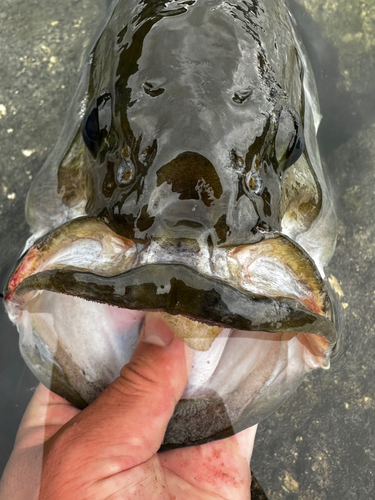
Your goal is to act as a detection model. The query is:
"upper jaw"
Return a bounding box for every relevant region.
[4,216,336,351]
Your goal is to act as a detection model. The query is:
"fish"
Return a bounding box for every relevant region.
[4,0,338,448]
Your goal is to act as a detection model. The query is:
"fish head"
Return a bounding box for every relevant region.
[5,0,337,448]
[58,0,309,245]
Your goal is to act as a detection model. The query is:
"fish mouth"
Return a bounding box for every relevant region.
[5,216,335,342]
[4,216,337,446]
[10,264,335,343]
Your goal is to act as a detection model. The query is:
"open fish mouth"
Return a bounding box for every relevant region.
[4,216,336,447]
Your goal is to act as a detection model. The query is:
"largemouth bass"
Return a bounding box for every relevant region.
[4,0,337,448]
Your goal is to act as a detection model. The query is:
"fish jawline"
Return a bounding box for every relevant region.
[12,263,336,345]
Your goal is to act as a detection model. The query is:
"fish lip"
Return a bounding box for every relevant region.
[3,216,337,347]
[10,262,337,346]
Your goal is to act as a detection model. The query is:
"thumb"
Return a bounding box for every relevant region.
[44,313,193,475]
[106,312,194,462]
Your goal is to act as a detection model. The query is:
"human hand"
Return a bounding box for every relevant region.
[0,314,257,500]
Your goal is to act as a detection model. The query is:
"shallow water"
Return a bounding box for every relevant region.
[1,0,375,497]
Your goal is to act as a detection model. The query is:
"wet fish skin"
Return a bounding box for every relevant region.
[26,0,321,250]
[4,0,338,447]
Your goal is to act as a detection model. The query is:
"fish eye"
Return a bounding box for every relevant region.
[82,92,112,157]
[275,107,305,171]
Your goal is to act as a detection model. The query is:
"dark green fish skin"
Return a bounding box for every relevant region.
[31,0,315,248]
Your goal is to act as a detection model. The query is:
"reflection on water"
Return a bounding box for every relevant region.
[1,0,375,497]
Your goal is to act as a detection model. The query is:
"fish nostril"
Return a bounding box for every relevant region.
[117,161,135,186]
[244,171,263,195]
[116,146,136,186]
[232,87,253,105]
[143,82,165,97]
[139,139,158,167]
[140,147,152,162]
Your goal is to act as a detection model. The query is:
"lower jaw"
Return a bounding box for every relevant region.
[11,262,336,339]
[13,287,333,447]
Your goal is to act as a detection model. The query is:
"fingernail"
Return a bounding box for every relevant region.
[142,313,175,347]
